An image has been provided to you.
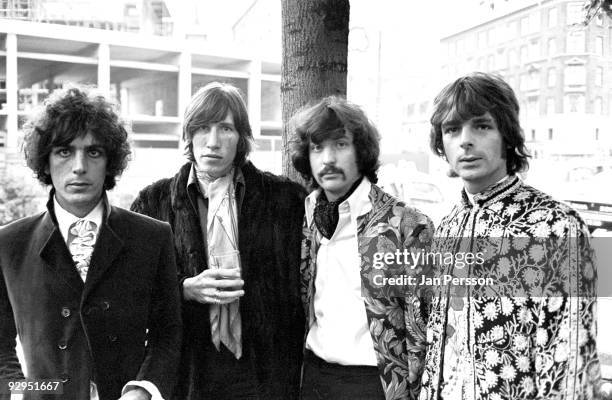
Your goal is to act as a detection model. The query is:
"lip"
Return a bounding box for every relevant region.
[202,154,223,159]
[67,182,91,187]
[459,156,481,162]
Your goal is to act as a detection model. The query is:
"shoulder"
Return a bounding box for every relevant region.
[517,183,587,228]
[110,206,172,236]
[131,164,190,214]
[242,162,307,205]
[0,211,46,239]
[371,184,435,241]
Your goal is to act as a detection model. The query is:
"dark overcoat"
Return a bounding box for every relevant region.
[0,196,182,400]
[130,161,306,400]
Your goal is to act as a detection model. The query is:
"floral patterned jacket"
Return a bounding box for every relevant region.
[420,176,601,400]
[300,183,435,400]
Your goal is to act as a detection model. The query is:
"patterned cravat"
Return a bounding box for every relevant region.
[207,172,242,359]
[67,219,98,282]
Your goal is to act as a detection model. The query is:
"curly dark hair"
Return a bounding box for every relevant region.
[290,96,380,188]
[430,72,530,175]
[22,86,131,190]
[183,82,253,167]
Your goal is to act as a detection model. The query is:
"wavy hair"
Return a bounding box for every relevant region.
[430,72,530,174]
[183,82,253,166]
[290,96,380,187]
[22,86,131,190]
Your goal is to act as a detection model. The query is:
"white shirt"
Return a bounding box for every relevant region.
[50,197,164,400]
[304,177,378,366]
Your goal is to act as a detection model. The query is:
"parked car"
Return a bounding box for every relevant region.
[561,169,612,232]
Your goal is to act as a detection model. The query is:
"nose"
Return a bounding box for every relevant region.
[206,126,220,149]
[72,151,87,175]
[321,146,336,164]
[459,126,474,149]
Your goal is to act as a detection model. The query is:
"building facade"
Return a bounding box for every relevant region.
[406,0,612,178]
[0,1,283,207]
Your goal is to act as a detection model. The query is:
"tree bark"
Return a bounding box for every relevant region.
[280,0,349,182]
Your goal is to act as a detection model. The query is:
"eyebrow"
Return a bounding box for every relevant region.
[441,115,495,128]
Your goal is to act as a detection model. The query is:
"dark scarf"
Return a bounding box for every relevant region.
[313,177,363,239]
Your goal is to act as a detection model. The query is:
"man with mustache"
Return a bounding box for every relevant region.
[0,87,182,399]
[421,72,601,399]
[131,82,306,399]
[290,96,434,400]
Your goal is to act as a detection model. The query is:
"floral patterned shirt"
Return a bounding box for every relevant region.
[420,176,601,400]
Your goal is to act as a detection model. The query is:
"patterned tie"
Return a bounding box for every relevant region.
[67,219,98,281]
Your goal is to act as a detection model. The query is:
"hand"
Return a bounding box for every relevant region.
[118,387,151,400]
[183,268,244,305]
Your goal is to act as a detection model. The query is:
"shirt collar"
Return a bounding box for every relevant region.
[187,163,245,197]
[54,196,104,243]
[305,176,372,227]
[463,174,514,206]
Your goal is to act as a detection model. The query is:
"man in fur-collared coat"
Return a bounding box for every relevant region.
[131,82,305,400]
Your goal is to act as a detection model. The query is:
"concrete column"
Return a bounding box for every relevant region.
[97,43,111,95]
[6,33,18,151]
[248,59,262,137]
[178,51,191,148]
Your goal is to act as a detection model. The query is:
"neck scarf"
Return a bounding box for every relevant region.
[313,176,363,239]
[199,167,243,359]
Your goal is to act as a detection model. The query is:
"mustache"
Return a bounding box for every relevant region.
[317,165,345,179]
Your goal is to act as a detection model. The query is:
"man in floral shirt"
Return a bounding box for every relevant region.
[290,96,434,400]
[421,72,601,400]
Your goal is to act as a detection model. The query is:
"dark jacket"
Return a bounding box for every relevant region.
[0,196,182,400]
[130,161,306,399]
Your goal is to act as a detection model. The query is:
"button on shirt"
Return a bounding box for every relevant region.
[304,177,377,366]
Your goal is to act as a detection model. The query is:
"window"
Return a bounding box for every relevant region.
[496,50,507,69]
[548,128,554,140]
[548,67,556,87]
[596,66,604,86]
[520,45,528,64]
[478,31,486,49]
[520,17,529,35]
[529,40,540,60]
[548,38,556,56]
[567,2,583,25]
[546,97,555,114]
[595,36,604,56]
[595,128,600,140]
[567,30,585,53]
[548,7,558,27]
[527,97,539,116]
[520,74,528,91]
[531,129,536,141]
[564,65,586,85]
[564,93,585,112]
[508,49,517,67]
[530,12,541,34]
[594,97,603,114]
[596,13,604,26]
[527,70,540,91]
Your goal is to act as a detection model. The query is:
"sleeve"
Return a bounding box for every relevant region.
[534,218,601,399]
[0,262,25,379]
[134,224,182,399]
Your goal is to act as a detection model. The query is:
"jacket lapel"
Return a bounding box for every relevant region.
[38,211,85,295]
[82,209,124,300]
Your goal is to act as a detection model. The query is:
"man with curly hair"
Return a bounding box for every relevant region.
[0,86,182,400]
[290,96,434,400]
[421,72,601,400]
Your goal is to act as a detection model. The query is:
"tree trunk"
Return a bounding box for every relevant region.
[280,0,349,182]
